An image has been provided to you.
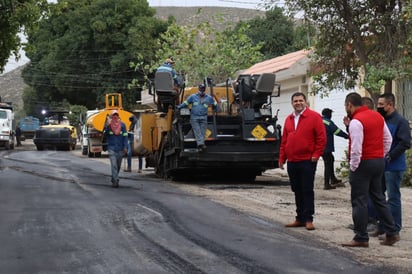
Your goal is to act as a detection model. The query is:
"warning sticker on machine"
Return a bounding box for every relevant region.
[251,125,267,139]
[205,128,212,138]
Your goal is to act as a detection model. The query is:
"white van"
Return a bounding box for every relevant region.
[81,109,100,155]
[0,107,15,150]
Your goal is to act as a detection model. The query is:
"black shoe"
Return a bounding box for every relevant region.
[324,184,336,190]
[332,178,342,184]
[367,223,377,232]
[369,229,385,237]
[331,181,346,188]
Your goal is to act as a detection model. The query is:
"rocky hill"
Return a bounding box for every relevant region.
[0,65,26,117]
[154,7,264,31]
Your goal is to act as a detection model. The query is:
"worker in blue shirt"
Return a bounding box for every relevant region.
[104,110,128,188]
[321,108,348,190]
[177,84,217,151]
[156,58,181,88]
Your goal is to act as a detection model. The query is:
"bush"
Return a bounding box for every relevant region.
[402,149,412,187]
[336,150,349,181]
[336,149,412,187]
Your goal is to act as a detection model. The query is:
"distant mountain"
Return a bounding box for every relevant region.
[154,7,264,31]
[0,66,26,116]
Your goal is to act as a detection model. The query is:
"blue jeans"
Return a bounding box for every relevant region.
[109,150,123,183]
[384,171,404,232]
[126,140,132,170]
[287,160,317,223]
[190,117,207,146]
[138,156,143,170]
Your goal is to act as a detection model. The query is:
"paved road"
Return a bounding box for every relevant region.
[0,147,395,273]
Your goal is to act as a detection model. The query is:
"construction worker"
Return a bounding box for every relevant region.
[156,58,181,88]
[321,108,348,190]
[177,84,217,152]
[104,110,128,188]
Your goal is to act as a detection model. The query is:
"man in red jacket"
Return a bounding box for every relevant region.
[342,92,399,247]
[279,92,326,231]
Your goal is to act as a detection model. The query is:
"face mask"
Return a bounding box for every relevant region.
[377,107,387,117]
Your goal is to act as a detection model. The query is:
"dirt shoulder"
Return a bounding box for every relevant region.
[171,168,412,273]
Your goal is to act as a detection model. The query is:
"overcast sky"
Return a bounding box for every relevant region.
[2,0,263,74]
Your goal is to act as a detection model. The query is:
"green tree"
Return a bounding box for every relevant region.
[240,7,296,59]
[22,0,168,111]
[290,19,316,50]
[144,20,263,86]
[281,0,410,97]
[68,104,88,126]
[0,0,48,73]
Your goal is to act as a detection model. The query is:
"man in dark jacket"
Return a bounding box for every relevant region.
[321,108,348,190]
[104,110,128,188]
[370,93,411,236]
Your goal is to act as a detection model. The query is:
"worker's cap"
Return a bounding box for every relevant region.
[165,58,175,65]
[111,109,119,116]
[198,84,206,92]
[321,108,333,116]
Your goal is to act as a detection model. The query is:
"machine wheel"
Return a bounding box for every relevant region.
[155,135,168,179]
[4,141,10,150]
[36,145,44,151]
[154,151,161,177]
[82,146,88,155]
[87,142,93,157]
[164,129,180,176]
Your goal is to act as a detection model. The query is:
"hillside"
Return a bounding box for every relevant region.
[0,66,26,117]
[154,7,264,31]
